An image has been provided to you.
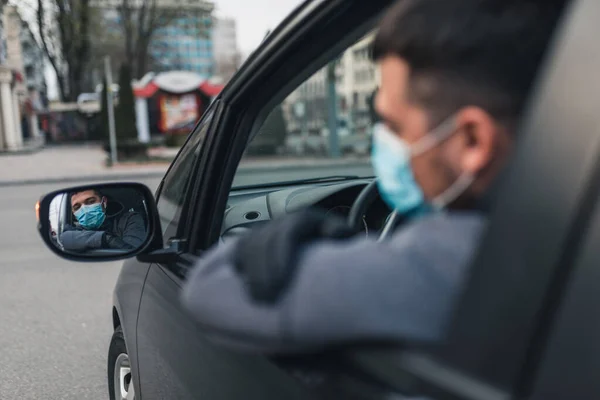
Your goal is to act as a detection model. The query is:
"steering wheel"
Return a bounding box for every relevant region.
[347,179,400,241]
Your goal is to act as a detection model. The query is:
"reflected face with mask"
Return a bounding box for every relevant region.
[372,56,513,214]
[71,190,107,230]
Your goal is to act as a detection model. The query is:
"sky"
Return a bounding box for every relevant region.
[214,0,302,57]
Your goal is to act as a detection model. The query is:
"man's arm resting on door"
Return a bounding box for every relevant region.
[181,212,486,354]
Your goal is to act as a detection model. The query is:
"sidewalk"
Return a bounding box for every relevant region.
[0,145,371,187]
[0,145,169,186]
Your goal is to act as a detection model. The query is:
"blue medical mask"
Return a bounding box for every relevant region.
[74,202,106,230]
[371,117,474,214]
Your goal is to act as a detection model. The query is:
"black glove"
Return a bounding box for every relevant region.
[232,208,357,304]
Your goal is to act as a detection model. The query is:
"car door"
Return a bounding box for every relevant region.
[135,105,312,399]
[135,0,398,399]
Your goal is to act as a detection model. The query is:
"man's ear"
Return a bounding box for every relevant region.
[101,196,108,210]
[455,106,498,175]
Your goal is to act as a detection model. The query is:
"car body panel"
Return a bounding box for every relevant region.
[136,264,312,399]
[112,257,151,398]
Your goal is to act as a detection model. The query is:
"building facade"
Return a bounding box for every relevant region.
[337,33,380,132]
[151,12,214,76]
[0,5,46,151]
[20,19,47,98]
[282,31,379,136]
[92,0,216,77]
[213,17,241,82]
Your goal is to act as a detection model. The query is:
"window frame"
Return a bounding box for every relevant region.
[185,0,390,255]
[154,100,220,251]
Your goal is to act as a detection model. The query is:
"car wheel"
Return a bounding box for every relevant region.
[108,327,135,400]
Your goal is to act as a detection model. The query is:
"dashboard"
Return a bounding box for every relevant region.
[221,180,391,242]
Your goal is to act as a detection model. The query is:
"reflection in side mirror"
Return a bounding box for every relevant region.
[37,182,160,261]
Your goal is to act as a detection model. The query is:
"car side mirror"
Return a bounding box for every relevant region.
[36,182,163,262]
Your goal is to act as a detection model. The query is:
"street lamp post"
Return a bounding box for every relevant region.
[294,100,307,155]
[326,60,340,158]
[104,56,117,165]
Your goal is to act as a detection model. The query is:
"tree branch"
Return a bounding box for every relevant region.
[37,0,67,100]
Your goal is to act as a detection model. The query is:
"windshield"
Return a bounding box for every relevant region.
[231,32,377,189]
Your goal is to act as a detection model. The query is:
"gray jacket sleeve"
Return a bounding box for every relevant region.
[60,230,104,250]
[181,213,487,354]
[120,212,146,248]
[108,212,147,250]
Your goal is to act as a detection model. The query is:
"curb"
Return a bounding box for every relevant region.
[0,144,45,157]
[235,160,370,174]
[0,171,167,188]
[0,161,372,188]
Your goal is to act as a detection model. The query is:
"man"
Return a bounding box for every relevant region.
[181,0,568,352]
[60,189,146,251]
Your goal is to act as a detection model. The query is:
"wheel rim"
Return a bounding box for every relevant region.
[114,353,135,400]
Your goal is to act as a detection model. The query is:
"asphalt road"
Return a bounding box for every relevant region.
[0,162,373,400]
[0,177,162,400]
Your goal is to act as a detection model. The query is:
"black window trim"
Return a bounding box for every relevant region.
[187,0,391,255]
[155,99,221,254]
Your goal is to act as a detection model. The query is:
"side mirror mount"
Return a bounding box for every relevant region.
[36,182,163,262]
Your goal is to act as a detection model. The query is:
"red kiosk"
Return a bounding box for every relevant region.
[133,71,223,142]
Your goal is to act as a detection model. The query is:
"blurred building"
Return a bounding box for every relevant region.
[283,69,327,134]
[213,17,241,82]
[20,20,47,98]
[0,6,6,65]
[0,5,46,151]
[91,0,216,77]
[337,33,380,132]
[283,32,379,136]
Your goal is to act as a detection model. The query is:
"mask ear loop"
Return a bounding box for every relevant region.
[431,172,475,210]
[409,115,475,210]
[410,115,459,156]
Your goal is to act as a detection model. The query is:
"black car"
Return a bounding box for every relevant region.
[36,0,600,399]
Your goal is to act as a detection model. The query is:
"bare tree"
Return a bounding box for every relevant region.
[117,0,211,79]
[36,0,92,101]
[86,17,128,91]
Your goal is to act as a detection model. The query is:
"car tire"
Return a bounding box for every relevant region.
[108,327,135,400]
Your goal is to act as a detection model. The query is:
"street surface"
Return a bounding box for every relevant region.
[0,160,373,399]
[0,177,161,400]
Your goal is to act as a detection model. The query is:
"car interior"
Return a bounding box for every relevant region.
[221,180,392,244]
[218,18,398,246]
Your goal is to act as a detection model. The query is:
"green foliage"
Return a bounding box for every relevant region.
[115,64,138,142]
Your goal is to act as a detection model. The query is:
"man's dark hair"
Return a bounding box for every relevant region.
[70,189,103,200]
[372,0,570,127]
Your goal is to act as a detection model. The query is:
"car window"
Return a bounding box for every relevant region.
[157,108,215,244]
[231,31,378,189]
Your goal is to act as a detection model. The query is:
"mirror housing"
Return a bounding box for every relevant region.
[36,182,164,262]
